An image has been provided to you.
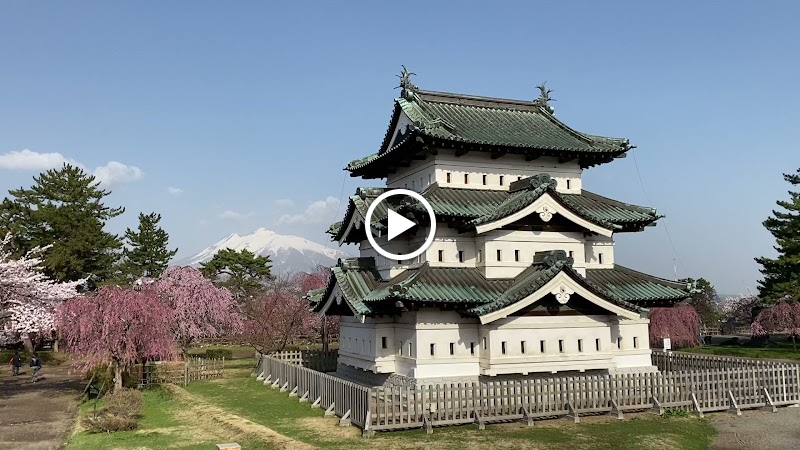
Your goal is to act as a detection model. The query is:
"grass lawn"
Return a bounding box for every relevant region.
[184,358,716,450]
[683,336,800,361]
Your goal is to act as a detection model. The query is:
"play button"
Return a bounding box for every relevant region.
[365,189,437,261]
[387,209,417,241]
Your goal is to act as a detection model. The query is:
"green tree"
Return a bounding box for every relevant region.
[117,212,177,282]
[756,168,800,302]
[199,248,273,299]
[0,164,124,282]
[680,277,721,327]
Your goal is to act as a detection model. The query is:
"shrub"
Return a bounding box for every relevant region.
[82,413,138,432]
[205,348,233,359]
[104,388,143,419]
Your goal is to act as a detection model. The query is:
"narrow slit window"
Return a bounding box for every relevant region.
[458,250,464,263]
[578,339,583,352]
[559,340,564,353]
[566,179,571,189]
[595,338,601,351]
[499,175,505,186]
[514,250,520,262]
[446,172,451,183]
[438,250,444,262]
[412,180,415,189]
[398,259,402,265]
[483,337,487,349]
[521,341,526,354]
[568,251,574,258]
[482,174,487,185]
[540,340,546,353]
[450,343,455,355]
[408,342,412,356]
[617,337,622,349]
[598,253,604,264]
[428,174,432,185]
[430,343,435,356]
[470,342,475,355]
[399,343,403,356]
[464,174,469,184]
[633,337,639,349]
[517,176,522,181]
[496,249,502,261]
[501,341,507,355]
[381,337,387,349]
[477,250,482,263]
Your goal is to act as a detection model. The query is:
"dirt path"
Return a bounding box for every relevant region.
[0,363,83,450]
[710,406,800,449]
[165,384,316,450]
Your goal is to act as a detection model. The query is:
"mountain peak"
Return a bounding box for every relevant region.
[178,228,351,275]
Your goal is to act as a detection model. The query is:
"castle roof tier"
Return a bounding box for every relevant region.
[312,251,688,322]
[328,174,661,244]
[346,84,632,179]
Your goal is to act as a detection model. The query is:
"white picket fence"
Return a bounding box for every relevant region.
[255,350,800,436]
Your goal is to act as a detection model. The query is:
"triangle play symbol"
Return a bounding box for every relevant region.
[387,209,417,241]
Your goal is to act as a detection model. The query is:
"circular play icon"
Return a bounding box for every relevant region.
[364,189,437,261]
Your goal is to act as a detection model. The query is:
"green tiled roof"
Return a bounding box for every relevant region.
[328,187,390,242]
[347,88,632,177]
[586,265,690,304]
[313,253,687,318]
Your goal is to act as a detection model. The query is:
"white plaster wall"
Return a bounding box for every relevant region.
[585,235,615,268]
[481,230,589,278]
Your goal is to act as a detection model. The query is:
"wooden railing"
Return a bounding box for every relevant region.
[134,357,225,387]
[257,351,800,436]
[269,350,338,372]
[652,349,799,372]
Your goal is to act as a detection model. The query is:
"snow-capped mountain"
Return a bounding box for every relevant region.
[178,228,351,275]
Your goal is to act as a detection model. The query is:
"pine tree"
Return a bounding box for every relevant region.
[756,168,800,302]
[118,212,178,281]
[679,277,721,327]
[200,248,273,299]
[0,164,124,282]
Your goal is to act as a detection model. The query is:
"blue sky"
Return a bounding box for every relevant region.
[1,2,797,295]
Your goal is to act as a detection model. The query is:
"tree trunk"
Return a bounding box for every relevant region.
[112,360,123,391]
[22,333,34,352]
[793,335,797,352]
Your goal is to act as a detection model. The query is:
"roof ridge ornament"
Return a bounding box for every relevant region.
[533,81,556,114]
[397,65,419,101]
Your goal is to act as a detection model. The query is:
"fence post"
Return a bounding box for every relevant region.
[184,361,189,386]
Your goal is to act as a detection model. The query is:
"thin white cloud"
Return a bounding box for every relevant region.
[219,210,254,220]
[278,196,340,225]
[274,198,295,209]
[0,149,79,170]
[93,161,143,187]
[167,186,184,196]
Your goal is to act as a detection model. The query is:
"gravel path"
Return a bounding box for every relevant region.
[0,363,82,450]
[710,406,800,449]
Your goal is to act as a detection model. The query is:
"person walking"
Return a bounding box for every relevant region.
[9,351,22,376]
[30,353,42,382]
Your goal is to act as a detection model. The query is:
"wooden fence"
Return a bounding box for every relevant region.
[257,351,800,436]
[134,357,225,387]
[268,350,338,372]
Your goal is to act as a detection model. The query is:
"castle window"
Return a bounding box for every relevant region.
[566,179,572,189]
[430,343,435,356]
[499,175,504,186]
[578,339,583,352]
[464,174,469,184]
[438,250,444,262]
[559,340,565,353]
[517,176,522,181]
[470,342,475,355]
[404,183,407,189]
[408,342,413,356]
[540,340,546,353]
[458,251,464,263]
[420,177,423,188]
[428,174,432,185]
[598,253,604,264]
[501,341,507,355]
[617,337,622,349]
[412,180,415,189]
[633,337,639,349]
[382,337,387,349]
[521,341,526,354]
[477,250,482,263]
[514,250,520,262]
[568,251,573,258]
[482,174,487,185]
[496,249,502,261]
[450,343,455,355]
[399,343,403,356]
[596,338,601,351]
[446,172,451,183]
[483,337,487,349]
